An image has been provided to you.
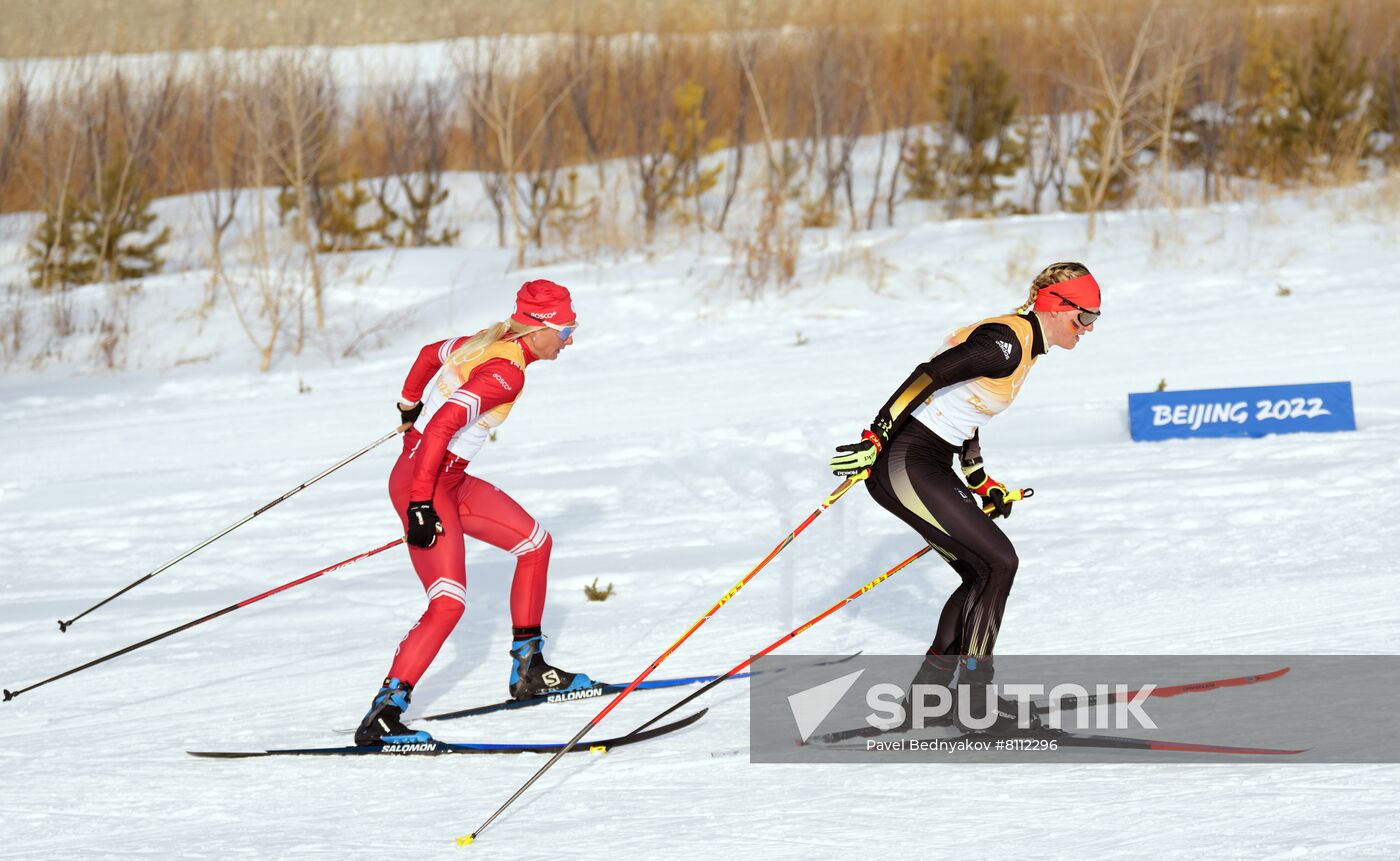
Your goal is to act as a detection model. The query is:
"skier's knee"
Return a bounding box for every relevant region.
[425,591,466,627]
[510,523,551,560]
[986,548,1018,589]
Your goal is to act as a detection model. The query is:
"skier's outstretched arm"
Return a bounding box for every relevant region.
[830,325,1021,476]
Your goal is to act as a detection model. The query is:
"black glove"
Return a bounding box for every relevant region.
[962,462,1013,520]
[398,401,423,430]
[405,500,442,548]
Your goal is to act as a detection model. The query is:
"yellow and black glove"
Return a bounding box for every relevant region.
[830,429,883,478]
[962,460,1013,519]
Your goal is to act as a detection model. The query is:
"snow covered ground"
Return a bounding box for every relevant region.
[2,162,1399,856]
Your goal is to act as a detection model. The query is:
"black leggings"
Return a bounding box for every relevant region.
[866,422,1018,658]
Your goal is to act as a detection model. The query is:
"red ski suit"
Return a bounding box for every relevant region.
[384,335,550,686]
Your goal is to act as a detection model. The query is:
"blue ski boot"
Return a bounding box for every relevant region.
[354,677,433,745]
[508,636,597,701]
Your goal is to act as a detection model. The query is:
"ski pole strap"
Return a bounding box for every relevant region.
[983,486,1032,515]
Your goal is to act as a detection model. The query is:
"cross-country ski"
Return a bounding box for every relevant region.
[191,709,706,758]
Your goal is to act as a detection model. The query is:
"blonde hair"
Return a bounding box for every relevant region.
[453,319,547,358]
[1016,261,1092,313]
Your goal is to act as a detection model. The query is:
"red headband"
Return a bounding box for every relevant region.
[1033,272,1100,312]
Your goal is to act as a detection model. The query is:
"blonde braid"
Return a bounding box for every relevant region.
[1016,261,1092,313]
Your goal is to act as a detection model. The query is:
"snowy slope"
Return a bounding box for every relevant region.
[2,178,1399,858]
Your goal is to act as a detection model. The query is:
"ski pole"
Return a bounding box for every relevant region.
[624,488,1028,735]
[617,489,1028,738]
[5,538,404,702]
[983,486,1032,516]
[58,427,403,632]
[458,474,867,847]
[626,544,931,738]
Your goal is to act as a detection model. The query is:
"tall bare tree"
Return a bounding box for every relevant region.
[458,36,578,265]
[1145,8,1212,211]
[257,56,334,328]
[1069,0,1164,240]
[192,63,250,298]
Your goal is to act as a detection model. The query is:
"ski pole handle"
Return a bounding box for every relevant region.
[983,486,1033,516]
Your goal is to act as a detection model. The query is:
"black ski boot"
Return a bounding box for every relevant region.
[892,653,959,731]
[354,677,433,745]
[508,636,597,700]
[955,657,1043,735]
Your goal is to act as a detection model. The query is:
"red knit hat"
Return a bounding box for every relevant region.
[1033,273,1100,312]
[511,279,576,327]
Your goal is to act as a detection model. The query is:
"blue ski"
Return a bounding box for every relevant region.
[189,709,706,758]
[420,673,748,722]
[419,652,860,722]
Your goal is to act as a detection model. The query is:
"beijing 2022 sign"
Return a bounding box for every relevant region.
[1128,382,1355,442]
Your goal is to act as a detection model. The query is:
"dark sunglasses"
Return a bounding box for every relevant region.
[1047,291,1101,326]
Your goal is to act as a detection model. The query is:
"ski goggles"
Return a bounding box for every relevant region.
[1046,291,1101,327]
[527,315,578,340]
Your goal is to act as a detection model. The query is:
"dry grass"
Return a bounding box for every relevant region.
[1,0,1395,296]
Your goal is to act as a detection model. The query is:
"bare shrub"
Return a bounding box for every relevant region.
[1065,1,1165,239]
[91,283,138,370]
[583,578,615,602]
[368,81,460,247]
[0,75,28,214]
[0,286,24,368]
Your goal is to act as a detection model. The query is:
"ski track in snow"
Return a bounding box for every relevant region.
[3,176,1400,856]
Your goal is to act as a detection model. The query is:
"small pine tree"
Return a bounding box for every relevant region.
[938,38,1025,215]
[1284,4,1369,177]
[900,138,945,201]
[86,162,171,282]
[27,166,170,291]
[315,175,390,253]
[1230,10,1297,181]
[1372,58,1400,165]
[28,195,96,291]
[1232,4,1368,182]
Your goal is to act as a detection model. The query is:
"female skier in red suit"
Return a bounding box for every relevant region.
[356,279,594,745]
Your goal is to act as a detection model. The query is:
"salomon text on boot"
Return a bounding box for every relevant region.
[508,635,598,700]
